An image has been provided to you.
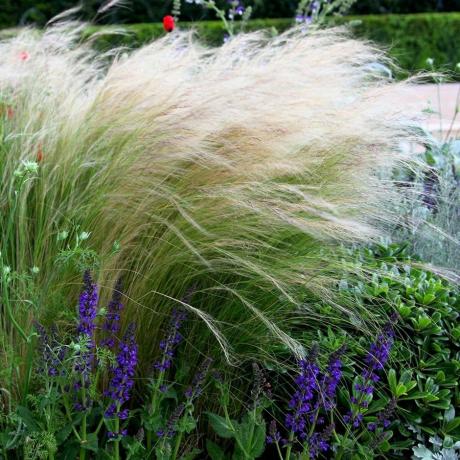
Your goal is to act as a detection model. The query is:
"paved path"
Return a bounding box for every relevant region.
[403,83,460,139]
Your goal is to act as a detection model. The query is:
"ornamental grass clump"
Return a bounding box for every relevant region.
[0,22,420,397]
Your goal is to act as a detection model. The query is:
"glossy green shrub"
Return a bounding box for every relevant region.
[337,243,460,454]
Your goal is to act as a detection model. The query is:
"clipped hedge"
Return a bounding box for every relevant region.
[82,13,460,75]
[342,13,460,74]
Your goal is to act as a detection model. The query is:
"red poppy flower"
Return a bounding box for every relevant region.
[7,107,14,119]
[19,51,29,61]
[36,144,43,162]
[163,15,175,33]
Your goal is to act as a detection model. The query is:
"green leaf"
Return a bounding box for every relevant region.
[16,405,42,432]
[396,383,408,397]
[81,432,98,452]
[178,414,197,434]
[388,369,397,395]
[444,417,460,433]
[56,422,74,445]
[207,413,235,439]
[155,447,171,460]
[249,423,266,458]
[60,441,81,460]
[444,406,455,422]
[206,440,226,460]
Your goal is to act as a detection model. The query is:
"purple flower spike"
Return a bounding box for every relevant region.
[34,321,64,377]
[184,357,213,401]
[266,420,281,445]
[101,278,124,349]
[154,309,187,372]
[320,346,346,411]
[308,424,334,459]
[105,323,138,429]
[285,346,320,438]
[74,271,98,409]
[77,270,98,337]
[346,316,397,428]
[158,403,185,439]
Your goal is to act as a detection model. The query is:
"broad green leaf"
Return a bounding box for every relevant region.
[206,440,226,460]
[16,405,42,432]
[207,413,235,439]
[249,423,266,458]
[81,432,98,452]
[388,369,397,395]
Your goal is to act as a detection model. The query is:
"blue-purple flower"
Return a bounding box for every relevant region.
[154,309,187,372]
[266,420,281,445]
[319,346,345,411]
[346,316,397,428]
[77,270,98,337]
[285,347,319,438]
[308,424,334,459]
[184,357,213,401]
[101,278,123,349]
[157,403,185,439]
[105,323,138,435]
[34,322,64,377]
[74,271,98,410]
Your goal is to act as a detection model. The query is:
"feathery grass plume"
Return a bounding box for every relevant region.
[0,23,420,397]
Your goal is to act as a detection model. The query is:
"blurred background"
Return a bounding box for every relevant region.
[0,0,459,26]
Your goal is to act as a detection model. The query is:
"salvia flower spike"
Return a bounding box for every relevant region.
[101,277,124,349]
[105,323,138,437]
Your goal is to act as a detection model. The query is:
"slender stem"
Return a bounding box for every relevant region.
[275,441,283,460]
[436,76,443,134]
[146,373,165,454]
[284,431,295,460]
[80,381,87,460]
[223,404,250,459]
[60,388,82,441]
[171,431,183,460]
[95,414,106,436]
[205,1,232,35]
[114,407,120,460]
[445,85,460,141]
[1,273,28,343]
[80,415,87,460]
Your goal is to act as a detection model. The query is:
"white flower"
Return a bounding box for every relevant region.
[57,230,69,241]
[3,266,11,275]
[79,231,90,241]
[31,266,40,274]
[426,58,434,67]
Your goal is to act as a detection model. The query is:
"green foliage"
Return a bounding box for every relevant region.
[338,13,460,75]
[207,374,268,460]
[338,243,460,454]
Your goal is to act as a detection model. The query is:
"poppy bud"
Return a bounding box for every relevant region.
[37,144,43,162]
[163,15,175,33]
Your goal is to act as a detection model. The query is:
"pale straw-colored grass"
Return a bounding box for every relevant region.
[0,24,421,384]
